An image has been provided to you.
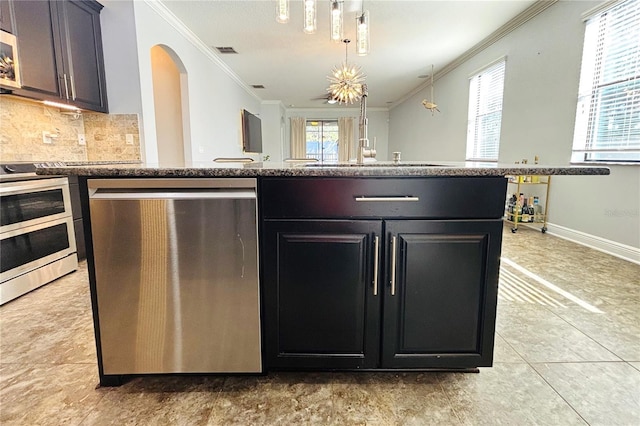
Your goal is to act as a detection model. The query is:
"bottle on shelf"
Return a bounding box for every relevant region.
[521,199,530,222]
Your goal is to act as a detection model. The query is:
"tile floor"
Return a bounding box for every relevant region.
[1,225,639,425]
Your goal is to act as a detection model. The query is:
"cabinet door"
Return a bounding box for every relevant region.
[56,0,107,112]
[1,0,13,33]
[263,220,382,369]
[11,0,64,98]
[382,220,503,369]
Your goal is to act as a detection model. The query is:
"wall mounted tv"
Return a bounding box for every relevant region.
[241,109,263,154]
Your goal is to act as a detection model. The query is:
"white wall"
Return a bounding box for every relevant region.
[284,108,390,161]
[260,102,286,162]
[389,1,639,251]
[99,0,142,115]
[130,1,262,164]
[150,45,185,166]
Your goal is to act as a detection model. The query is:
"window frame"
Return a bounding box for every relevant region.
[465,58,507,163]
[305,119,339,163]
[571,0,640,164]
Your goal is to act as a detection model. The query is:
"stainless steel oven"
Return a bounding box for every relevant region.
[0,173,78,304]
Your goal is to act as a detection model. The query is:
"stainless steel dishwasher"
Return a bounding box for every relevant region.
[88,178,261,374]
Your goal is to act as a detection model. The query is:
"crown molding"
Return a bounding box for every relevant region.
[142,0,261,103]
[390,0,558,109]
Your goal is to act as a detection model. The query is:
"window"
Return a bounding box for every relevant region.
[306,120,339,163]
[572,0,640,163]
[466,59,506,162]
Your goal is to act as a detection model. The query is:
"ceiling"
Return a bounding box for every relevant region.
[159,0,538,108]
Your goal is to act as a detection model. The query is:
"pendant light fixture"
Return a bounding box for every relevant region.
[303,0,317,34]
[330,1,343,42]
[422,65,440,115]
[276,0,289,23]
[327,39,366,105]
[356,1,370,56]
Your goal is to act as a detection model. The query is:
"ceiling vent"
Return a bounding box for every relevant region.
[215,46,237,54]
[251,85,265,89]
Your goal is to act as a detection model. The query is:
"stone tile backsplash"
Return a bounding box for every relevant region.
[83,112,140,162]
[0,96,140,162]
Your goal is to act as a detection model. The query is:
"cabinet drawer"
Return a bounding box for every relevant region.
[261,177,507,219]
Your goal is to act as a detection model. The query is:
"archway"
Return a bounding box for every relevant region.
[150,45,191,166]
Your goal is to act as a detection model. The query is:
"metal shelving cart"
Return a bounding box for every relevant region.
[504,175,551,233]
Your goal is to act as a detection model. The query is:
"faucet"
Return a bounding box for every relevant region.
[357,84,376,164]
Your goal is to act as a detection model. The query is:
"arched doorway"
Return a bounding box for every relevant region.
[150,45,190,166]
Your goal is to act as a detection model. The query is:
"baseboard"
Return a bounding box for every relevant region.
[521,222,640,265]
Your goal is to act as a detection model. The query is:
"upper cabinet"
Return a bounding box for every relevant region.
[5,0,108,113]
[0,0,13,33]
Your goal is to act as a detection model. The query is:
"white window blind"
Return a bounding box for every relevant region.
[466,60,506,162]
[572,0,640,163]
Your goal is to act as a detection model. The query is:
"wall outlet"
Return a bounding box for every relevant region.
[125,134,134,145]
[198,145,205,154]
[78,134,86,145]
[42,131,52,144]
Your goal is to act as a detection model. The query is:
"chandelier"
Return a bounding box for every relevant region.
[327,39,366,105]
[276,0,370,55]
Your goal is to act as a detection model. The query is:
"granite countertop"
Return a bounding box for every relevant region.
[34,160,611,177]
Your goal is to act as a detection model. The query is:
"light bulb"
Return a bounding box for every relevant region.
[356,10,369,56]
[303,0,316,34]
[330,1,343,42]
[276,0,289,23]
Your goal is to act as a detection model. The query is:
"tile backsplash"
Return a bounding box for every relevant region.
[0,96,141,162]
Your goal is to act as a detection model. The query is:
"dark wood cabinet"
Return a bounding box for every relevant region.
[10,0,63,99]
[7,0,107,112]
[263,220,381,369]
[67,175,85,260]
[0,0,13,33]
[382,220,503,369]
[261,177,507,371]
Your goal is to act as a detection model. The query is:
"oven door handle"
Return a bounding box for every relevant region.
[0,177,69,196]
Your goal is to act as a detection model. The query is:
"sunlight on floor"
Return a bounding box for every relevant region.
[499,257,604,313]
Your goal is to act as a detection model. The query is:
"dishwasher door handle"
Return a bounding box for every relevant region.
[89,189,256,200]
[355,196,420,202]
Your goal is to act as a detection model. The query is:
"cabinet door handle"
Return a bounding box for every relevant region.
[355,196,419,202]
[69,74,76,100]
[63,73,70,99]
[373,235,379,296]
[390,235,397,296]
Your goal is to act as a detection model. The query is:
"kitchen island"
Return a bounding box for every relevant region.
[36,161,609,386]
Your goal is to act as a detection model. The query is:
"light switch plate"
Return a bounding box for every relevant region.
[42,131,52,144]
[125,134,134,145]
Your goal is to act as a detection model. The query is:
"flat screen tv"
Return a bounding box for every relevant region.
[241,109,263,154]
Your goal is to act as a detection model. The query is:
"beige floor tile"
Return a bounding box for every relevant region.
[496,302,621,363]
[532,362,640,426]
[0,363,107,426]
[439,363,587,425]
[80,376,224,426]
[208,373,333,425]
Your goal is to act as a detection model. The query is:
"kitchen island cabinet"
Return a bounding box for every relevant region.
[261,177,505,371]
[33,161,609,385]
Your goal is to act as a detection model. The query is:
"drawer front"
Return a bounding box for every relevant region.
[261,177,507,219]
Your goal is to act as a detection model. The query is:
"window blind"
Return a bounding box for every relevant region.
[572,0,640,162]
[466,60,506,162]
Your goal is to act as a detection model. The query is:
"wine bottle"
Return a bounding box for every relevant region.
[522,199,530,223]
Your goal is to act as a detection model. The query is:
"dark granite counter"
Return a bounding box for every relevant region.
[35,160,610,177]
